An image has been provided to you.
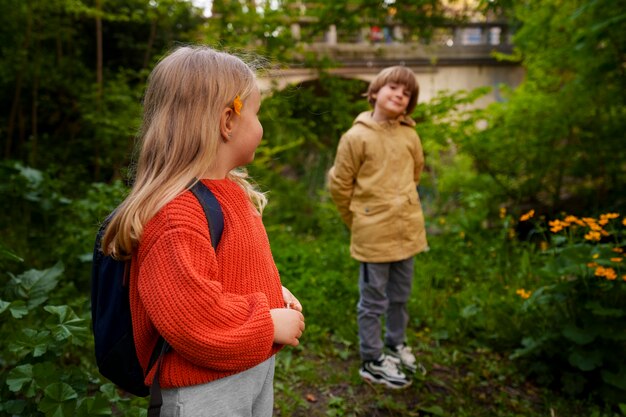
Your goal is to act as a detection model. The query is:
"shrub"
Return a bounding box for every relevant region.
[512,211,626,403]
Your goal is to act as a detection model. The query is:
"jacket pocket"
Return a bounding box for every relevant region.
[349,200,389,216]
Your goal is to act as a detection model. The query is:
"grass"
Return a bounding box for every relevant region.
[273,337,606,416]
[267,225,624,417]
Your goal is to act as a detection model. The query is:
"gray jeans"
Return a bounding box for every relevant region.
[357,258,414,361]
[160,356,276,417]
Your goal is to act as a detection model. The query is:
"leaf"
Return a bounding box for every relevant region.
[44,305,89,345]
[9,300,28,318]
[33,362,62,390]
[585,301,624,318]
[10,262,63,308]
[418,405,445,416]
[9,328,51,358]
[2,400,26,414]
[77,395,112,416]
[38,383,78,417]
[0,299,10,314]
[602,370,626,390]
[569,349,603,371]
[460,303,480,318]
[562,324,596,345]
[6,364,34,395]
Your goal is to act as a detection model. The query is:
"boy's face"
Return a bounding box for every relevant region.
[371,82,411,121]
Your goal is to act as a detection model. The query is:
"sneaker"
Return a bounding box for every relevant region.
[359,354,412,389]
[387,343,417,373]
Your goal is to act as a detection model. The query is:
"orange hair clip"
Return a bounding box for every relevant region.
[233,95,243,115]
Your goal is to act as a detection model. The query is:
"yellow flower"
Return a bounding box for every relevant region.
[516,288,531,299]
[595,266,617,280]
[564,215,584,226]
[549,219,565,233]
[585,231,601,241]
[611,257,623,263]
[592,253,600,259]
[232,95,243,115]
[520,210,535,222]
[499,207,506,219]
[540,241,549,251]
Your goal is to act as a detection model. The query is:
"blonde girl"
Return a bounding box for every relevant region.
[102,45,304,417]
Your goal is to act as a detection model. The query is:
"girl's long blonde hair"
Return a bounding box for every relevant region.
[102,45,267,260]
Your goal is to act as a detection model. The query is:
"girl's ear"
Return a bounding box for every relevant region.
[220,107,235,142]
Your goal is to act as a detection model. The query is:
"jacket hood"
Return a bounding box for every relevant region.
[353,111,416,130]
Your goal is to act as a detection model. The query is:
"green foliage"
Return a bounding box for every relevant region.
[0,254,149,417]
[510,212,626,401]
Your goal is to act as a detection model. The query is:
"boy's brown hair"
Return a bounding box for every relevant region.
[366,66,419,115]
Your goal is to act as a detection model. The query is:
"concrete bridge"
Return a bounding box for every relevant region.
[258,21,524,107]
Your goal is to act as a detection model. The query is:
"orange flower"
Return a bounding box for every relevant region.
[549,219,565,233]
[595,266,617,280]
[585,231,601,241]
[520,210,535,222]
[611,257,623,263]
[516,288,531,299]
[233,95,243,115]
[613,247,624,253]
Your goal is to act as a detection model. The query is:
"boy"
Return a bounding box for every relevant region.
[327,66,427,389]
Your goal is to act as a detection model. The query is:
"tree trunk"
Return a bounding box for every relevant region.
[6,1,32,159]
[142,15,159,70]
[95,0,103,180]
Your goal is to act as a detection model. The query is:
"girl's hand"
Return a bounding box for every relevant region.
[270,308,305,347]
[282,286,303,312]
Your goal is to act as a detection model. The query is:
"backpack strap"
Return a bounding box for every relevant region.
[146,180,224,416]
[190,180,224,249]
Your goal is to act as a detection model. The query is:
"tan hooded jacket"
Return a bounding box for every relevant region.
[328,111,428,263]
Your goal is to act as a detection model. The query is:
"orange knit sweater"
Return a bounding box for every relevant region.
[129,178,284,388]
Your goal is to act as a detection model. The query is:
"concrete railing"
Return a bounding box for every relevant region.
[291,21,514,66]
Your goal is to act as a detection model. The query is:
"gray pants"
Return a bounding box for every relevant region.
[357,258,414,361]
[160,356,275,417]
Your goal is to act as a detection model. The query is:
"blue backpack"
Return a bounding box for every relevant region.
[91,181,224,415]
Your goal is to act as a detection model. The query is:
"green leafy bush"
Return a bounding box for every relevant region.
[511,211,626,402]
[0,259,147,416]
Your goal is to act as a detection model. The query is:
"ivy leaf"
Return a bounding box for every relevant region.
[6,364,35,396]
[44,305,89,345]
[38,383,78,417]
